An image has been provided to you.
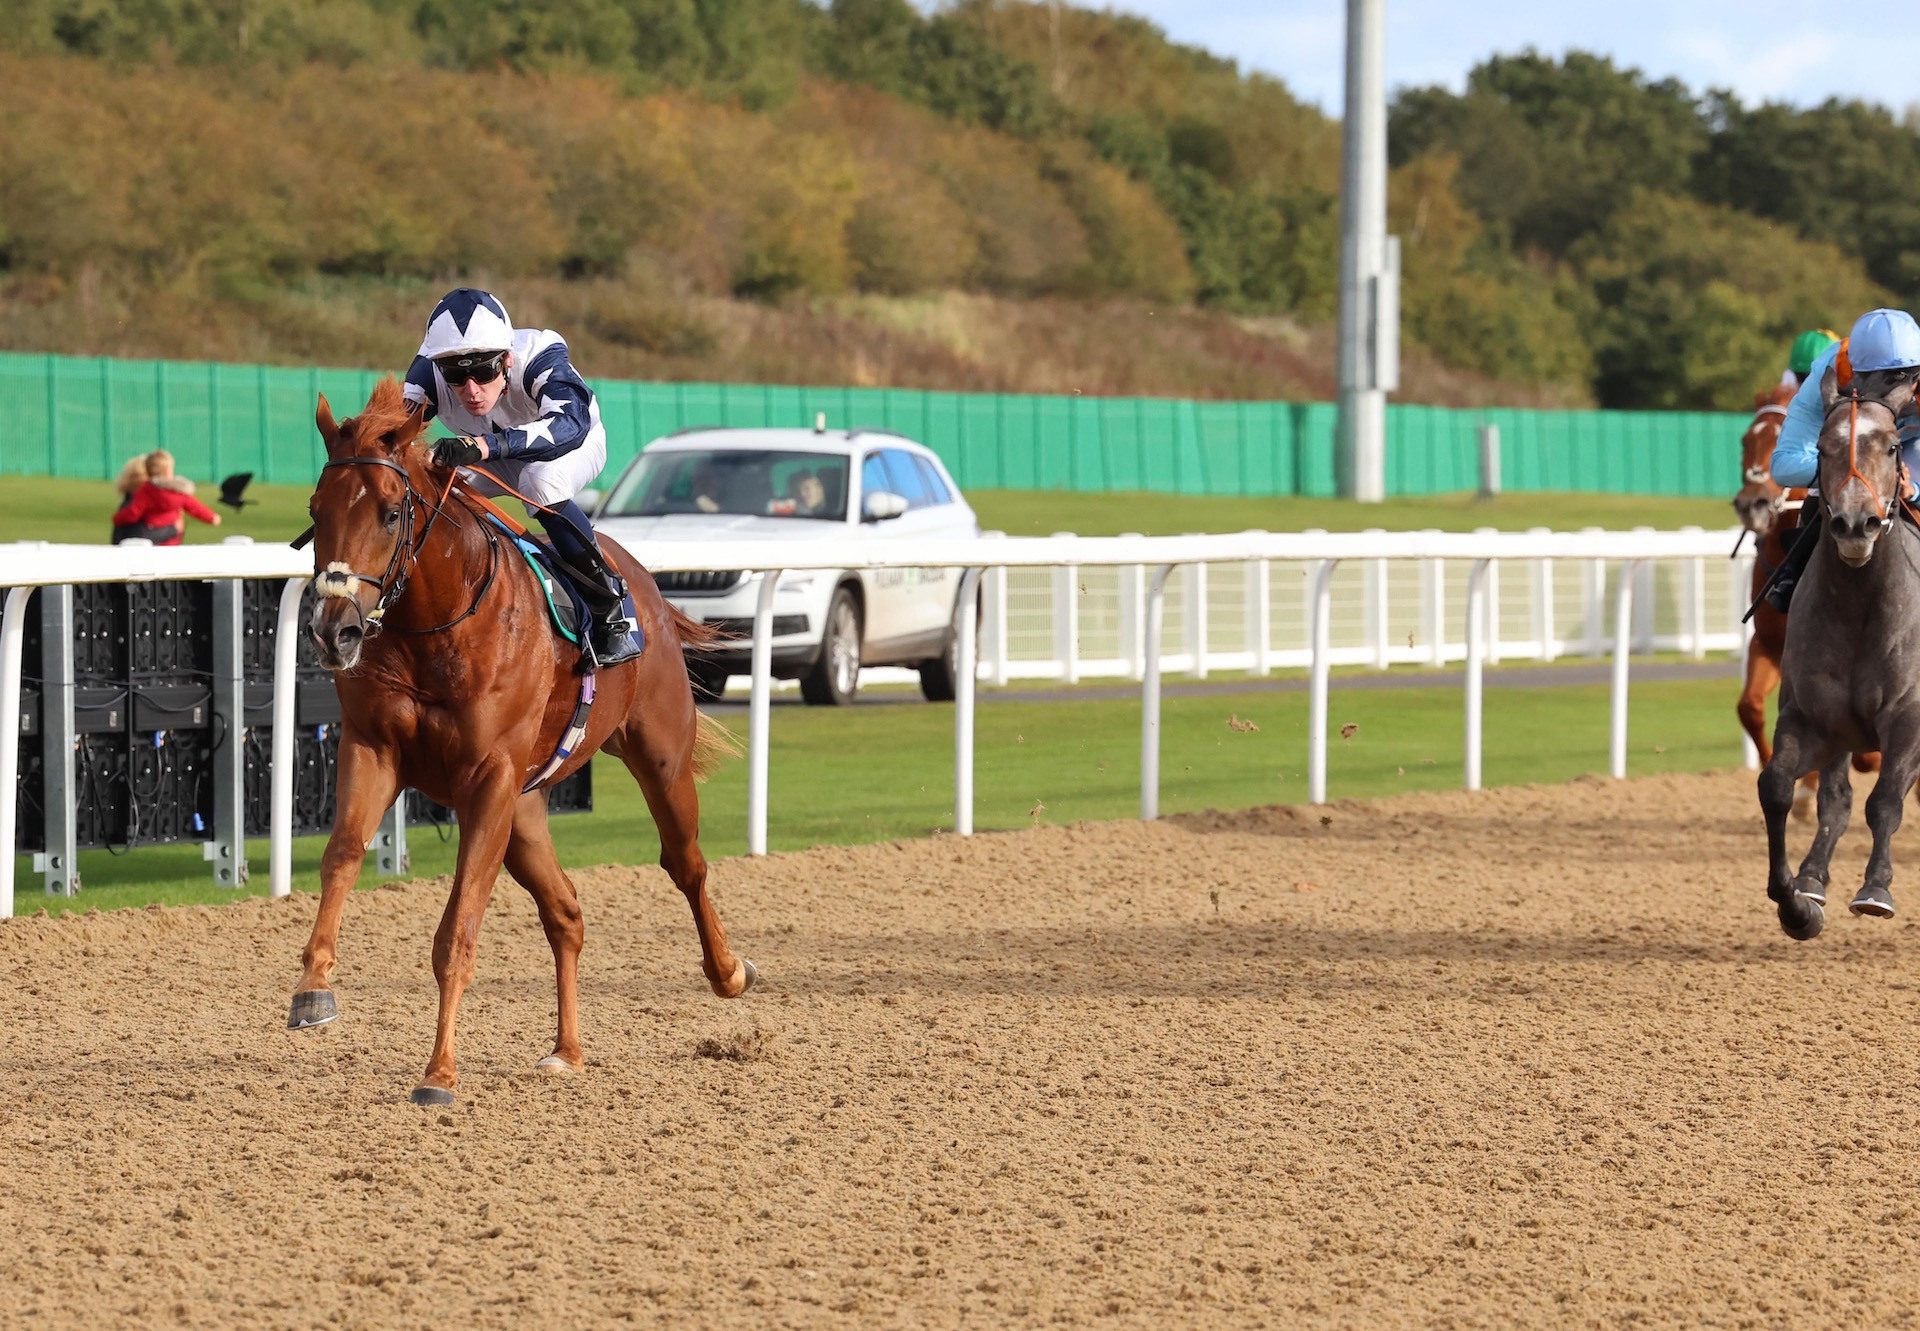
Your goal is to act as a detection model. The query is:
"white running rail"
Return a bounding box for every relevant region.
[1,526,1751,917]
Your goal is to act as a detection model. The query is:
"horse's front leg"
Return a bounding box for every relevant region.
[1850,730,1920,919]
[411,757,517,1107]
[289,733,400,1029]
[1790,756,1854,905]
[1759,717,1836,940]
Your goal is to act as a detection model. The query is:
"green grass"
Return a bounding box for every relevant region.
[6,474,1732,546]
[10,674,1749,915]
[6,474,1745,913]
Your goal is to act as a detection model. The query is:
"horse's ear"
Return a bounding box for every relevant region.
[1820,358,1842,413]
[1889,373,1920,423]
[316,394,343,456]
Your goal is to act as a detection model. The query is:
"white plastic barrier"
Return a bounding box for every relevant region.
[1,526,1747,916]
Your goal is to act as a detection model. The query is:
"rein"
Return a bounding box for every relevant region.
[310,455,503,638]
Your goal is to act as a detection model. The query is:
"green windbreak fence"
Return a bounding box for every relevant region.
[0,352,1752,497]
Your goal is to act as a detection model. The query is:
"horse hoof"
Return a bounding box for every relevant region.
[1792,877,1828,907]
[1779,896,1826,941]
[533,1055,579,1076]
[409,1085,456,1107]
[1850,886,1896,919]
[287,990,339,1030]
[740,958,758,993]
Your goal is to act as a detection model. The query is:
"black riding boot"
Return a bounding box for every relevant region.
[539,504,644,669]
[1764,507,1822,612]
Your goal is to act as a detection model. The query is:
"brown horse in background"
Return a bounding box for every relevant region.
[1733,382,1878,818]
[292,377,754,1105]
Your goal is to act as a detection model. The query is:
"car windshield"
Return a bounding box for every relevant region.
[603,449,849,521]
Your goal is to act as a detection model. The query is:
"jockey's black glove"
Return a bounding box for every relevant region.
[431,436,487,468]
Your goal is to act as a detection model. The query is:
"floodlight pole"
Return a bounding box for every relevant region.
[1336,0,1396,502]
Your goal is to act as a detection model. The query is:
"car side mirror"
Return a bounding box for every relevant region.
[862,491,908,522]
[578,487,603,518]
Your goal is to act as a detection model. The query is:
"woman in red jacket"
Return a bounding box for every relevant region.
[111,450,222,545]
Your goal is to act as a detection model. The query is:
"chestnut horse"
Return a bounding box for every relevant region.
[291,377,753,1105]
[1733,383,1880,819]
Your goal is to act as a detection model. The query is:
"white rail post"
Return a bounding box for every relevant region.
[1683,528,1707,660]
[1119,534,1145,681]
[982,532,1010,686]
[1182,548,1208,679]
[1476,527,1502,665]
[1051,532,1079,684]
[1363,531,1389,669]
[1464,559,1490,790]
[1612,560,1636,779]
[747,569,781,856]
[1307,559,1339,805]
[954,567,984,835]
[1246,550,1272,676]
[0,585,34,919]
[1740,612,1760,770]
[1583,528,1607,655]
[269,577,305,900]
[1141,564,1175,819]
[1423,549,1446,666]
[1631,527,1657,652]
[1527,526,1555,661]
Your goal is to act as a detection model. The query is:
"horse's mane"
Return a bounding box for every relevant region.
[341,376,425,453]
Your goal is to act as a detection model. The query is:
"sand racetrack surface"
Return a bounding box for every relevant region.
[8,769,1920,1328]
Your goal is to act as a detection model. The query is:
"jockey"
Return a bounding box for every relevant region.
[1784,328,1839,390]
[402,288,643,667]
[1764,308,1920,610]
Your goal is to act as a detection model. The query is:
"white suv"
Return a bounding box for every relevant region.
[592,426,981,705]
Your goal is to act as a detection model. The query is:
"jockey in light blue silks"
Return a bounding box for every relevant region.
[1764,308,1920,611]
[402,287,643,667]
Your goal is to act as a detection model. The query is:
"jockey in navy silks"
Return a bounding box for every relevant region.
[1764,308,1920,611]
[401,287,644,667]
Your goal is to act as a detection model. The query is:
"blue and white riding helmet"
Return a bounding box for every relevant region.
[1846,308,1920,372]
[418,288,514,363]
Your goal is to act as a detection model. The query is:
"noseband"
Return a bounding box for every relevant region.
[309,455,499,637]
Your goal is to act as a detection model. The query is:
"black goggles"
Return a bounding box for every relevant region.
[437,353,506,387]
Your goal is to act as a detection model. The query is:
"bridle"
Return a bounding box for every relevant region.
[1742,401,1789,487]
[307,455,501,636]
[1817,387,1908,528]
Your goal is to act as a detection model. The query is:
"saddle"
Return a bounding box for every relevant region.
[481,513,587,646]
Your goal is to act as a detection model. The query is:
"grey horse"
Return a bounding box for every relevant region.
[1759,360,1920,939]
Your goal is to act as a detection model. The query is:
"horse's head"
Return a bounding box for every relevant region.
[1815,359,1917,567]
[307,377,432,671]
[1733,386,1793,534]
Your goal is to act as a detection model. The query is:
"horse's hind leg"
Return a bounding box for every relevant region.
[615,724,754,998]
[290,733,400,1030]
[503,793,586,1071]
[1851,731,1920,919]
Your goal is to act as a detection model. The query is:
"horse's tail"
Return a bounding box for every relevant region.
[666,601,735,654]
[691,711,743,782]
[663,603,742,781]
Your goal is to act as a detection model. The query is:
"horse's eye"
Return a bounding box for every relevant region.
[382,508,401,530]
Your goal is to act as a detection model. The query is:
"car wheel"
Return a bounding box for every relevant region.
[918,585,979,703]
[686,658,728,703]
[801,587,861,706]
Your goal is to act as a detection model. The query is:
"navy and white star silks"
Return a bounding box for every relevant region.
[402,329,605,465]
[416,287,514,361]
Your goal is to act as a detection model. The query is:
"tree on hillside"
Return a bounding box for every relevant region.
[1391,52,1705,256]
[1571,191,1888,409]
[1695,94,1920,301]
